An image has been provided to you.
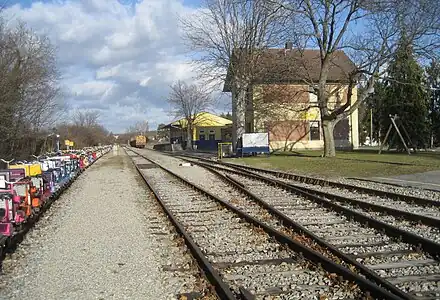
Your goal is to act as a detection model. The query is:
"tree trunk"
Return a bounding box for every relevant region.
[232,81,247,151]
[186,124,193,150]
[322,119,336,157]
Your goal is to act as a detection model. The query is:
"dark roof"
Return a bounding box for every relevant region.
[223,49,356,92]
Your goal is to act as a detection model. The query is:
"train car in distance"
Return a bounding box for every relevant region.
[129,135,147,148]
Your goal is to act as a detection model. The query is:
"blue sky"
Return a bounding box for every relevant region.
[5,0,202,10]
[2,0,229,133]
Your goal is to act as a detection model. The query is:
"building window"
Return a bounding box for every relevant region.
[199,134,206,140]
[199,130,205,133]
[209,134,215,141]
[310,121,320,141]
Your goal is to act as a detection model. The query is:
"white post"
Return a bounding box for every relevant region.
[370,108,373,146]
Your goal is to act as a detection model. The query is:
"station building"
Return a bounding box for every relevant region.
[163,112,232,151]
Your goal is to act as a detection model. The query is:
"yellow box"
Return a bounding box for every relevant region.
[10,164,42,177]
[27,164,42,176]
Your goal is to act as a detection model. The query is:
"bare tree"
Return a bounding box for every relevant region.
[126,120,149,135]
[57,122,112,149]
[183,0,439,156]
[263,0,440,156]
[180,0,286,150]
[0,19,62,158]
[167,80,212,150]
[72,109,100,127]
[55,109,112,148]
[56,109,112,148]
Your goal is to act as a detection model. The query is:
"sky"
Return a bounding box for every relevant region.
[2,0,229,133]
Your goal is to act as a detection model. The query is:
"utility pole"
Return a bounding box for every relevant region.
[370,108,373,146]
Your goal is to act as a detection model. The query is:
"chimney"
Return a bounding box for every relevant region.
[285,41,293,50]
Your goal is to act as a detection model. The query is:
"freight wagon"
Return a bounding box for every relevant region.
[129,135,147,148]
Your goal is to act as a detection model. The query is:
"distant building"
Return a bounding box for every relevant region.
[162,112,232,150]
[223,45,359,151]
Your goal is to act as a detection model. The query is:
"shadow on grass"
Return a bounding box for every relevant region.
[270,151,320,158]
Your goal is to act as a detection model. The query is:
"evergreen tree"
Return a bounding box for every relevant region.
[426,60,440,147]
[220,112,233,120]
[380,35,429,150]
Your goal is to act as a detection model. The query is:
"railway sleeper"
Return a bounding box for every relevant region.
[180,158,433,300]
[129,149,403,300]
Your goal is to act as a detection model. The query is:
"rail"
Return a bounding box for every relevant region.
[127,148,404,300]
[166,152,440,300]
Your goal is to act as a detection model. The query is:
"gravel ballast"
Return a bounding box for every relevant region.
[0,149,208,300]
[129,149,364,299]
[151,151,440,298]
[221,159,440,200]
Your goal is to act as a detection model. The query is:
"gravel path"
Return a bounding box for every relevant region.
[0,149,209,300]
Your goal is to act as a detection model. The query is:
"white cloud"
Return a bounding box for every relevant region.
[70,80,117,97]
[2,0,219,133]
[139,77,151,87]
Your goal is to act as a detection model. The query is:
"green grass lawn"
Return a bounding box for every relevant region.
[225,150,440,178]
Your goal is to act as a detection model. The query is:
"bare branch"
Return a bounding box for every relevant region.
[167,80,213,150]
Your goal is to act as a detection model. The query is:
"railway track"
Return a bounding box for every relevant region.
[126,147,412,300]
[173,153,439,203]
[233,164,439,205]
[159,153,440,300]
[174,156,440,299]
[184,159,440,237]
[172,155,439,234]
[125,152,215,299]
[341,177,440,195]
